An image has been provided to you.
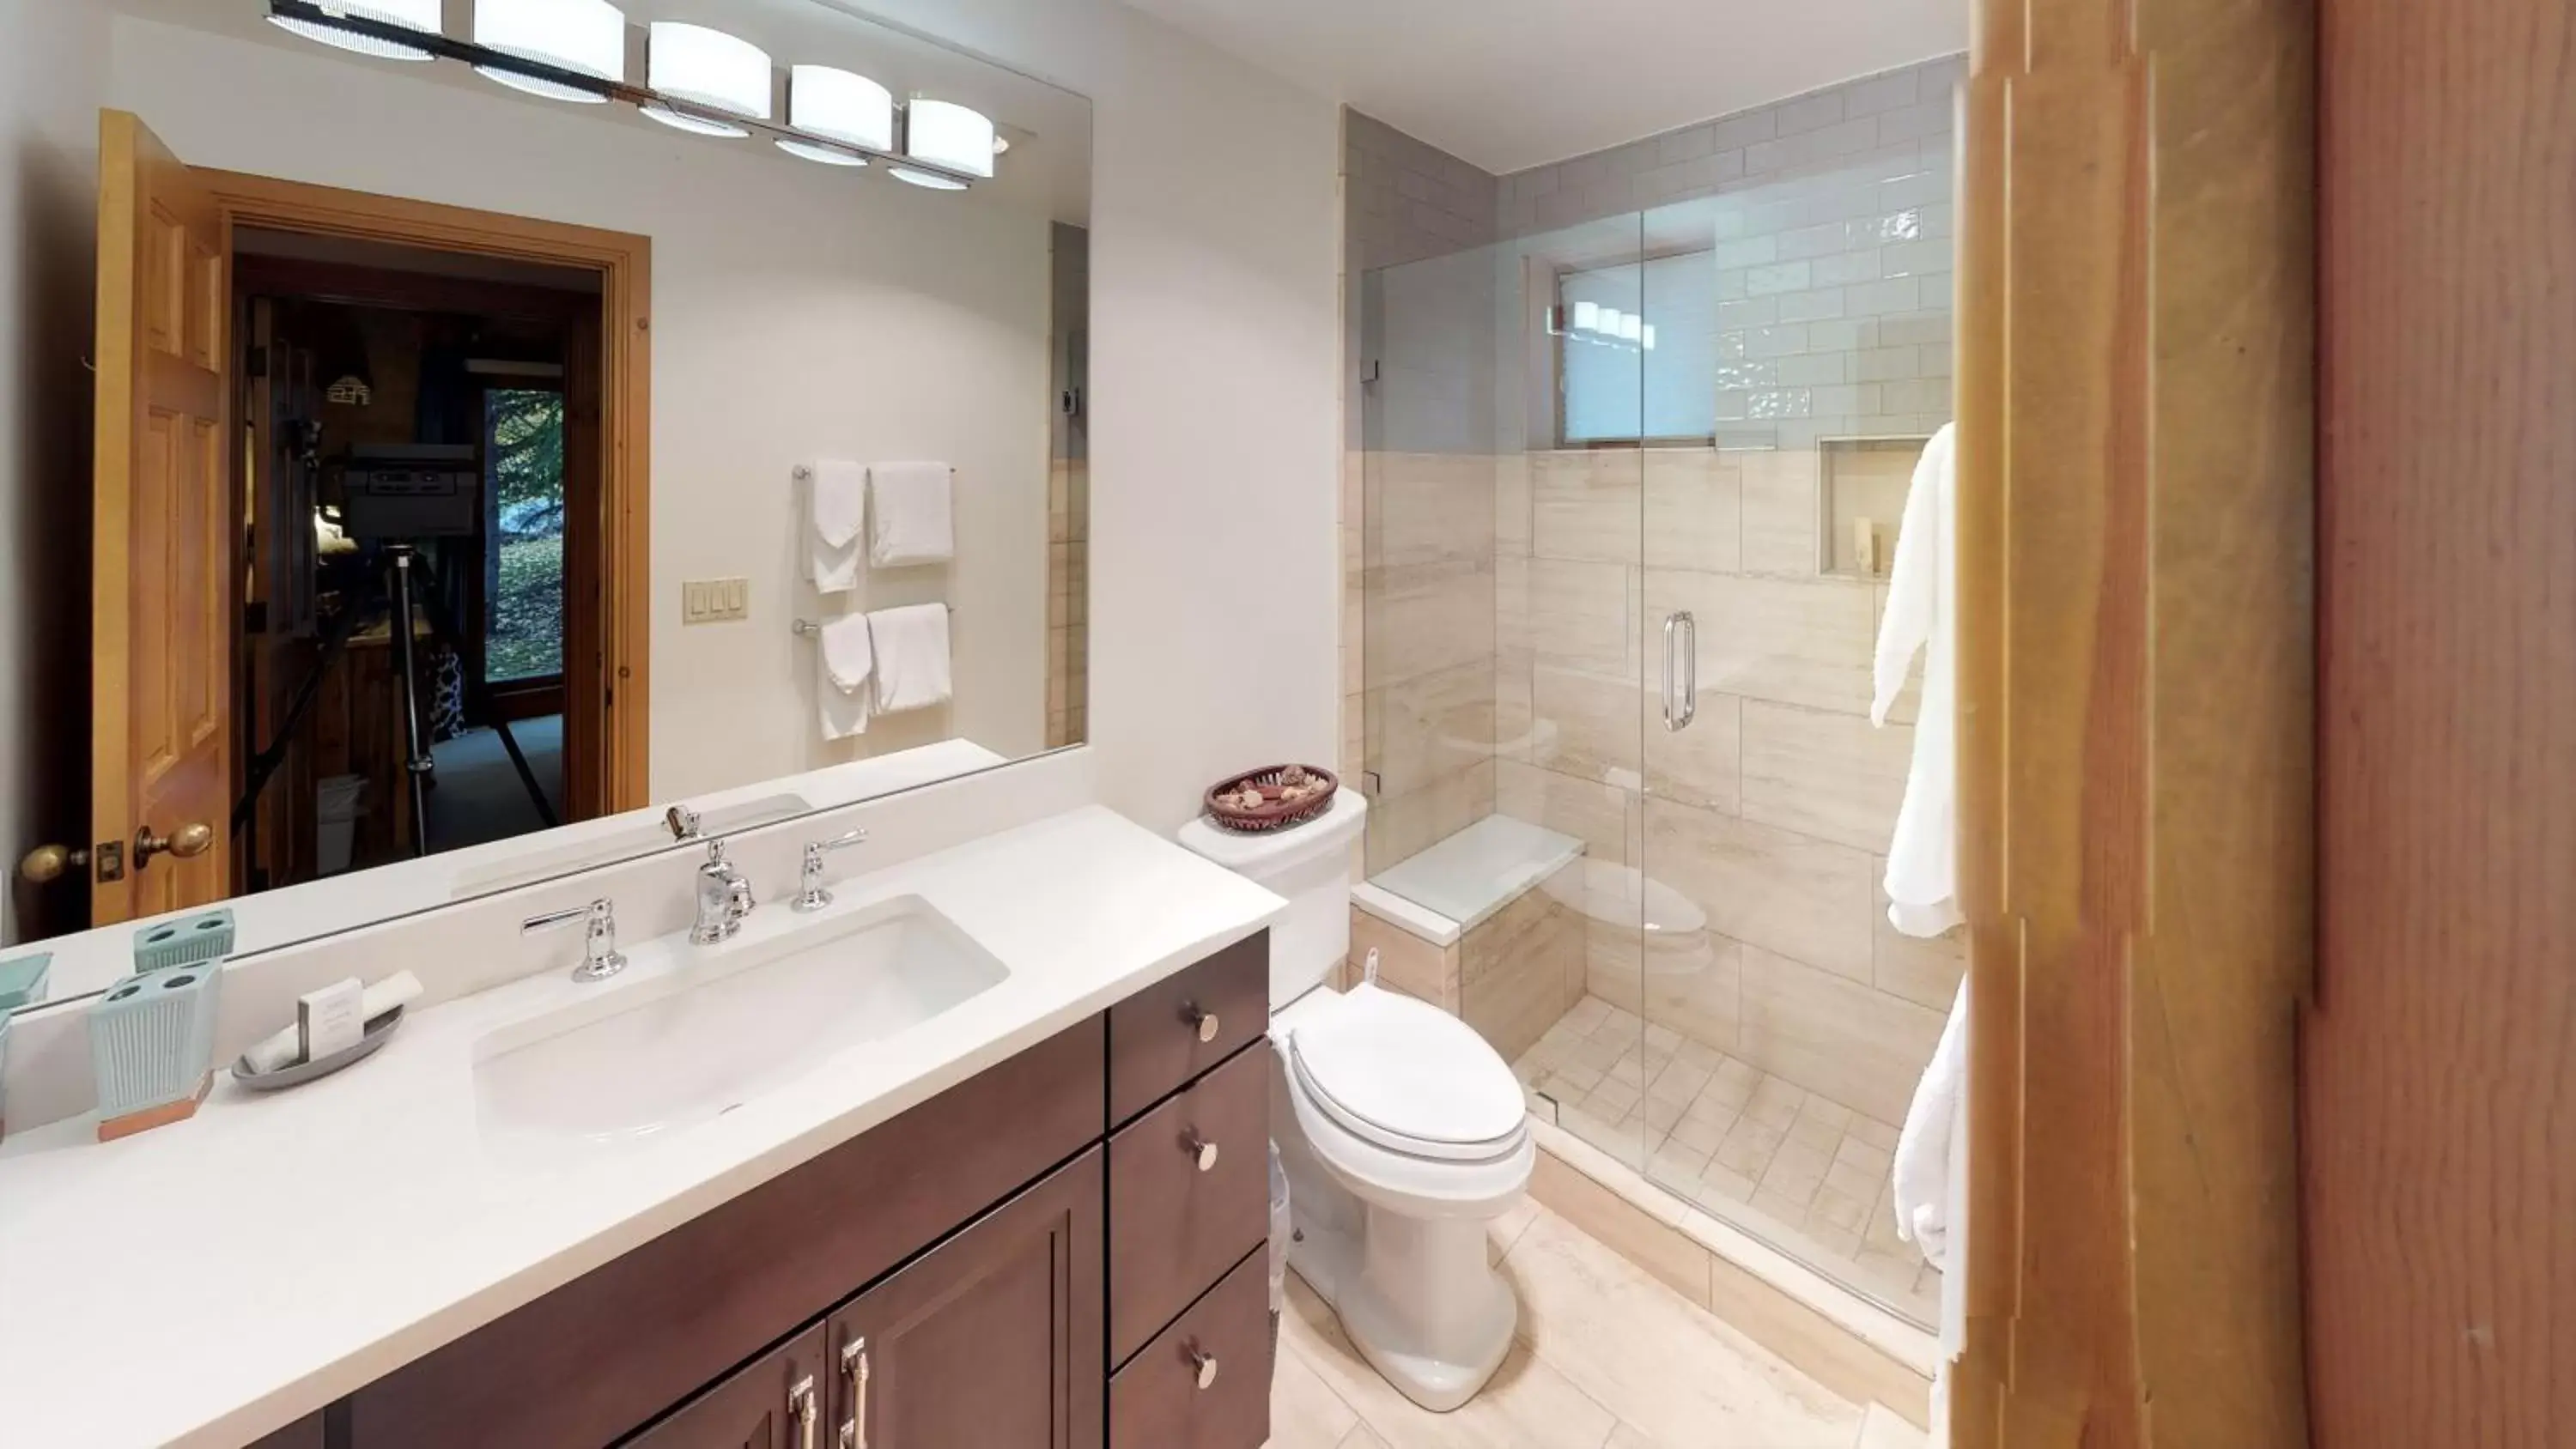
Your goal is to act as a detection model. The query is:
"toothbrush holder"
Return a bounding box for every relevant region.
[88,961,226,1142]
[133,908,236,973]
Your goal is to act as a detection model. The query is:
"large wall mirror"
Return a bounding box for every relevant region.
[3,0,1091,1004]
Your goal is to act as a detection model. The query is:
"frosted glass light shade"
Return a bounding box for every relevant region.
[781,65,893,161]
[1596,306,1625,336]
[1571,300,1601,332]
[1618,313,1643,343]
[269,0,442,62]
[640,22,771,137]
[1641,323,1657,350]
[888,167,968,191]
[475,0,626,105]
[904,98,995,179]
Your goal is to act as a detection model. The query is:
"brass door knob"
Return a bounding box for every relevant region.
[18,843,88,884]
[134,822,213,866]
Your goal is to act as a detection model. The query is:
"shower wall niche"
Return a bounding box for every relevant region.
[1347,55,1965,1327]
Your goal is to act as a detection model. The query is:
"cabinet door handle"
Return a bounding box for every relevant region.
[789,1373,817,1449]
[1182,1001,1219,1043]
[1182,1131,1219,1173]
[841,1336,870,1449]
[1186,1341,1219,1391]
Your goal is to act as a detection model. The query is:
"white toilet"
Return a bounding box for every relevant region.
[1179,793,1536,1413]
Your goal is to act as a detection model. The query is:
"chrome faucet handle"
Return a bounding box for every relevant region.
[691,840,754,945]
[665,804,702,842]
[523,898,627,982]
[793,828,870,912]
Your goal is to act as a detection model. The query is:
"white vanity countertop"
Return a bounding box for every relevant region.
[0,804,1282,1449]
[31,738,1012,1002]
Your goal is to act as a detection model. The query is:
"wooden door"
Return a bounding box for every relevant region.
[2306,1,2576,1444]
[826,1150,1104,1449]
[90,109,233,925]
[625,1325,827,1449]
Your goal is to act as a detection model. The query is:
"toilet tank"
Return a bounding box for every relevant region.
[1176,791,1368,1009]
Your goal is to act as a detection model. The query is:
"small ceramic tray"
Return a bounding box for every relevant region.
[231,1006,404,1092]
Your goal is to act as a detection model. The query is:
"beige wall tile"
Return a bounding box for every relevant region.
[1529,661,1645,785]
[1741,448,1823,577]
[1376,450,1497,569]
[1493,646,1535,761]
[1739,700,1913,851]
[1650,570,1876,716]
[1644,448,1741,573]
[1348,903,1461,1012]
[1367,658,1496,797]
[1644,687,1744,815]
[1736,943,1944,1123]
[1531,449,1643,564]
[1461,873,1585,1061]
[1648,798,1875,981]
[1498,758,1635,865]
[1871,876,1965,1009]
[1501,555,1634,676]
[1365,757,1496,876]
[1495,452,1531,557]
[1367,557,1494,688]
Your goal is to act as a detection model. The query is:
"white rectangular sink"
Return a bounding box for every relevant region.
[447,793,814,899]
[471,896,1006,1161]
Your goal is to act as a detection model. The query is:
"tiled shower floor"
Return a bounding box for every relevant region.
[1512,995,1944,1325]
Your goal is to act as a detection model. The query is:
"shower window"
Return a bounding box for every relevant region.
[1557,250,1720,445]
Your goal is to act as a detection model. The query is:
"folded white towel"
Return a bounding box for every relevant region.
[1893,975,1971,1446]
[817,613,872,740]
[868,462,953,567]
[866,603,951,713]
[808,461,866,593]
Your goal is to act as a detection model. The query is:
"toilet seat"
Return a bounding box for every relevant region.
[1287,984,1528,1164]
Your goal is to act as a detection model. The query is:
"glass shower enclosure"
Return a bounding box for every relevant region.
[1354,149,1959,1326]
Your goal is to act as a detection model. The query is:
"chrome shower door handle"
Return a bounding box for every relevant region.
[1662,611,1698,732]
[1675,610,1698,730]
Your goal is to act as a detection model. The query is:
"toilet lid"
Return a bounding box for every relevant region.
[1288,985,1527,1161]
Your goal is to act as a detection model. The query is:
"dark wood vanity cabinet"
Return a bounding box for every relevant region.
[316,930,1271,1449]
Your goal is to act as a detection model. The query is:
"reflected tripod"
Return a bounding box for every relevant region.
[232,543,558,863]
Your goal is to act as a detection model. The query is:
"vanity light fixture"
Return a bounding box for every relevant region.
[266,0,441,61]
[904,98,997,179]
[1570,300,1601,333]
[473,0,626,104]
[1641,323,1657,350]
[777,64,893,167]
[640,23,773,138]
[1618,312,1643,343]
[888,167,969,191]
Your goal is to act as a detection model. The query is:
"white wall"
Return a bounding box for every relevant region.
[0,0,110,945]
[831,0,1346,834]
[107,16,1054,798]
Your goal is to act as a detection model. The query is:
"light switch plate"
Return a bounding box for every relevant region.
[682,578,750,624]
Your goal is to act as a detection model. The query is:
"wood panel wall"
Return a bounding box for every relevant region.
[1953,0,2314,1444]
[2306,2,2576,1444]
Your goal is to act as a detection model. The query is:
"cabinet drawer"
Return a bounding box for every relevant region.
[1109,1248,1271,1449]
[623,1326,827,1449]
[1107,1043,1270,1365]
[1108,931,1267,1125]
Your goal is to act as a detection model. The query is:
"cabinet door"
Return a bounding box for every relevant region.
[627,1325,828,1449]
[827,1149,1104,1449]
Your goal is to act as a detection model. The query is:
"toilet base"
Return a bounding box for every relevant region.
[1288,1197,1518,1412]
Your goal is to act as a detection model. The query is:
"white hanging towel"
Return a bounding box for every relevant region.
[809,460,866,592]
[868,462,954,567]
[1893,977,1971,1447]
[816,613,873,740]
[1873,422,1963,937]
[866,603,952,713]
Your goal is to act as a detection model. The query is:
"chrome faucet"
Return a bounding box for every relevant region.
[522,898,627,982]
[793,828,869,912]
[665,804,702,842]
[691,840,756,944]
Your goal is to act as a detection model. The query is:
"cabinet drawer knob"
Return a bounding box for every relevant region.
[1182,1002,1220,1043]
[1186,1342,1219,1391]
[1182,1131,1219,1173]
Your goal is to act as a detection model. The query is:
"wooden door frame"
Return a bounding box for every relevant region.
[1953,0,2314,1446]
[202,170,652,817]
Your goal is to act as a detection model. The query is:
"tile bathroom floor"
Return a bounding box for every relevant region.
[1511,996,1944,1325]
[1267,1196,1928,1448]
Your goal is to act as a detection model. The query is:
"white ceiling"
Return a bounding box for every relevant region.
[1118,0,1965,175]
